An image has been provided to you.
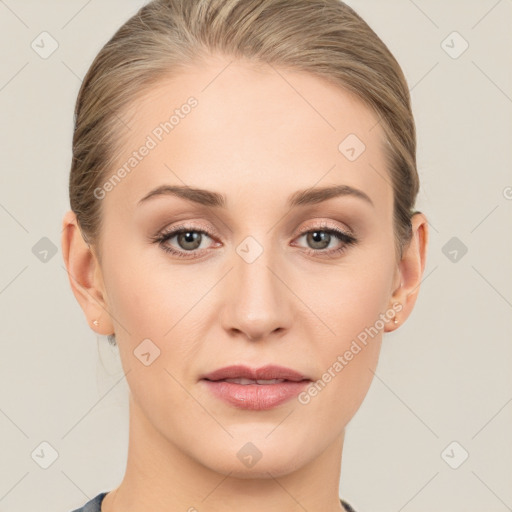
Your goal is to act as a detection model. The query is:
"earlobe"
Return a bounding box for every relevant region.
[61,210,114,336]
[385,212,429,331]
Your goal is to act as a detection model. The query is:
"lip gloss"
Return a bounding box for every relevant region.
[202,379,310,410]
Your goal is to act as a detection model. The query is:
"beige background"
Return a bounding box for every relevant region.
[0,1,511,511]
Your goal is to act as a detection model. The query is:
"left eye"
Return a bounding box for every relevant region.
[296,229,350,251]
[168,230,209,251]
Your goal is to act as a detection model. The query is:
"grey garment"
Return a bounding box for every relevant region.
[70,492,107,512]
[341,498,357,512]
[70,491,357,511]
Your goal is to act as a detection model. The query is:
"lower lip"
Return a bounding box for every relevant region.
[202,379,310,410]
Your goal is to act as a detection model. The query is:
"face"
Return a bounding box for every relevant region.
[90,56,402,477]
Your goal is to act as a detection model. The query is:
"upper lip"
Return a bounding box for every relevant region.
[201,364,311,382]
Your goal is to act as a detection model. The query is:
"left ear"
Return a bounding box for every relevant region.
[385,212,429,331]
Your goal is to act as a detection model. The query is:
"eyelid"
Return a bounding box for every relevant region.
[295,219,355,238]
[156,219,353,242]
[157,221,220,240]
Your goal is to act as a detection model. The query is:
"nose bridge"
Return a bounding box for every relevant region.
[221,233,292,341]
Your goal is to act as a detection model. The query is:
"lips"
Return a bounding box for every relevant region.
[200,365,312,410]
[201,364,309,383]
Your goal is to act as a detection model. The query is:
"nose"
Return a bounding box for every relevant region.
[220,240,294,342]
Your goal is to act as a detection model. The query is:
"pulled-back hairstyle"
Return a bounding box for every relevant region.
[69,0,420,346]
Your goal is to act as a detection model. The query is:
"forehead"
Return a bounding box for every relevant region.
[104,56,392,214]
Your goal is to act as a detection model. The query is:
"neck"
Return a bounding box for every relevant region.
[102,394,348,512]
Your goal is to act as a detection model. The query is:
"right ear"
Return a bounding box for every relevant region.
[61,210,114,336]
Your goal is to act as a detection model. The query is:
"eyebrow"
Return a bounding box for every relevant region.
[137,184,374,209]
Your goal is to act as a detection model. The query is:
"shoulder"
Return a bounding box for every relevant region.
[69,492,108,512]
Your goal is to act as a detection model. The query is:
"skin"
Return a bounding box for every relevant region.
[61,55,428,512]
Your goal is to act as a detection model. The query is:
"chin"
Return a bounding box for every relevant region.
[198,439,311,479]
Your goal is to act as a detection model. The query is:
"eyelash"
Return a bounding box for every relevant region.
[150,222,358,260]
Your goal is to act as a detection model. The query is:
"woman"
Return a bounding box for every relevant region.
[62,0,428,510]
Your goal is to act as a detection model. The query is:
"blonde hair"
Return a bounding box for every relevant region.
[70,0,419,261]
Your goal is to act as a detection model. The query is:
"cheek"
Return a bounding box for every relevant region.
[295,247,394,418]
[298,283,385,432]
[300,248,395,347]
[100,239,182,339]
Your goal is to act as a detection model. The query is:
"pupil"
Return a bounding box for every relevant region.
[179,231,201,250]
[309,231,329,249]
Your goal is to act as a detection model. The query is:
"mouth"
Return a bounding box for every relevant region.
[200,365,312,410]
[210,378,290,385]
[200,364,310,382]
